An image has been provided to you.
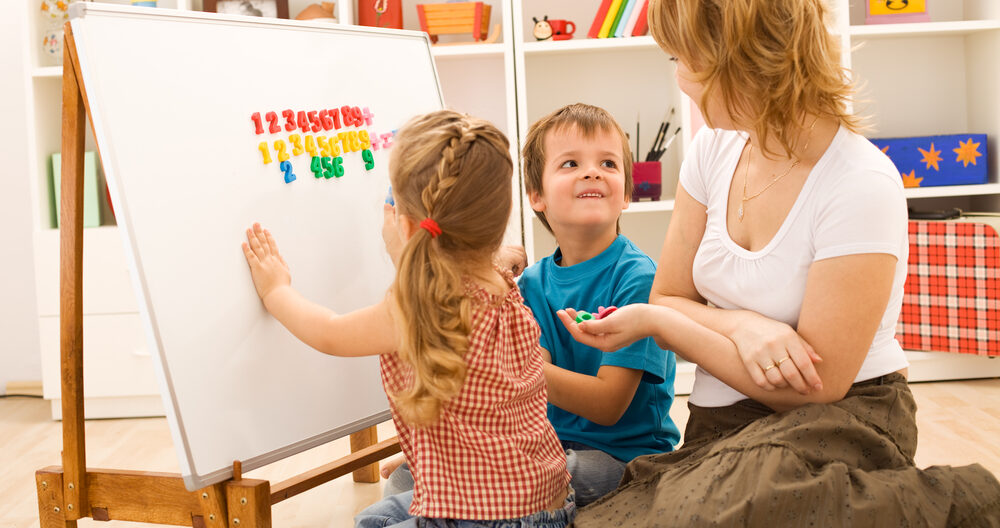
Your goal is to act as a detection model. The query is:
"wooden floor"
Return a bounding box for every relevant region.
[3,378,1000,528]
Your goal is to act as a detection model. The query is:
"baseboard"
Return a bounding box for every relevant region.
[4,380,43,397]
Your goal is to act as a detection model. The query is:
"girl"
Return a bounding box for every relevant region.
[242,110,573,527]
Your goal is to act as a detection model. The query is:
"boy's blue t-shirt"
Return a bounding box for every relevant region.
[518,235,680,462]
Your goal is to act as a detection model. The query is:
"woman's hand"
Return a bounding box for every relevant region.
[381,203,403,267]
[494,245,528,277]
[242,222,290,303]
[729,311,823,394]
[556,304,660,352]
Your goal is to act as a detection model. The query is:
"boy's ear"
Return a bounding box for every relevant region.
[527,190,546,213]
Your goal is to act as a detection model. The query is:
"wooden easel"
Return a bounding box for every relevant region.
[35,26,401,528]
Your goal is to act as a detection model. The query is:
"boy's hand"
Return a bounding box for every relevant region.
[494,245,528,277]
[242,222,290,303]
[556,304,655,352]
[729,311,823,394]
[382,203,403,268]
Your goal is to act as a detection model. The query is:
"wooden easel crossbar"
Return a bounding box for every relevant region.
[34,25,400,527]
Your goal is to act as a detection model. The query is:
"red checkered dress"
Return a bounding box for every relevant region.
[379,276,570,520]
[896,220,1000,355]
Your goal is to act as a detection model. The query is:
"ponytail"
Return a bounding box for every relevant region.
[387,110,512,426]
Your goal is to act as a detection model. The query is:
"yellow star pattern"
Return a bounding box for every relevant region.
[918,143,942,171]
[953,138,982,167]
[900,170,923,188]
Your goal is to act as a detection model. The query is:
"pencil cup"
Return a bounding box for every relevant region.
[632,161,662,201]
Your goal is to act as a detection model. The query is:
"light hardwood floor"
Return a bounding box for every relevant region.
[3,378,1000,528]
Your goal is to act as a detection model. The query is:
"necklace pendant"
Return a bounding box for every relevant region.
[738,204,744,222]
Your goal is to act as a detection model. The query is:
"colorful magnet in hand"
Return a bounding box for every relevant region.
[385,187,394,205]
[575,311,594,323]
[596,306,617,319]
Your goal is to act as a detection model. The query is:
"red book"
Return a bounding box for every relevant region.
[588,0,615,38]
[632,0,650,36]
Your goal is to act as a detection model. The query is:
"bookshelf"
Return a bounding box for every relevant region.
[14,0,1000,410]
[16,0,515,418]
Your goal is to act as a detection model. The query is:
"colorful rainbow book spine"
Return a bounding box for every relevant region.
[598,0,624,38]
[588,0,614,38]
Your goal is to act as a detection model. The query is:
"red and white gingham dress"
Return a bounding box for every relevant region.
[380,276,570,520]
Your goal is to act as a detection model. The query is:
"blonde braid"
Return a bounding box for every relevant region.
[388,111,512,426]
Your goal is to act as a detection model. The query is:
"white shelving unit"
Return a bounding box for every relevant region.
[18,0,515,418]
[18,0,1000,414]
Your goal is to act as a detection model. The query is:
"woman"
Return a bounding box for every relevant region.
[558,0,1000,525]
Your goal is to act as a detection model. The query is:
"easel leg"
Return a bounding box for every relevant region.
[59,26,89,522]
[350,426,380,483]
[36,468,70,528]
[226,479,271,528]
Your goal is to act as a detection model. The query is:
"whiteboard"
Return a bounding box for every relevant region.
[68,3,443,491]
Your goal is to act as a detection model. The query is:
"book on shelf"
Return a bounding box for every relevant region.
[632,0,650,36]
[50,151,102,228]
[588,0,614,38]
[597,0,623,38]
[589,0,650,38]
[623,0,645,36]
[608,0,631,37]
[613,0,638,38]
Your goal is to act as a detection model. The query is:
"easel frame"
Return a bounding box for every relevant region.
[35,26,400,528]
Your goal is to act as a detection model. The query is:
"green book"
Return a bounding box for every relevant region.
[50,151,102,228]
[608,0,629,37]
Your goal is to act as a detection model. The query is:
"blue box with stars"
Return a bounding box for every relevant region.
[869,134,988,188]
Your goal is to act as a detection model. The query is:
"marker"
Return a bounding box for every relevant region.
[385,186,394,206]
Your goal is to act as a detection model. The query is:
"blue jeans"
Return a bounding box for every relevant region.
[560,441,627,507]
[354,489,576,528]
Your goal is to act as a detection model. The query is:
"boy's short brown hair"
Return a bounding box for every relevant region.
[522,103,634,234]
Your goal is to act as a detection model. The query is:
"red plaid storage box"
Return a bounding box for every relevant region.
[897,218,1000,356]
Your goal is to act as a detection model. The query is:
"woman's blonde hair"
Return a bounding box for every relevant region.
[388,110,513,426]
[648,0,864,158]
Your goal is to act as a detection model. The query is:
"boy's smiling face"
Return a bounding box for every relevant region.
[529,124,629,237]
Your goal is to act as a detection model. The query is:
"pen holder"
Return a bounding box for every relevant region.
[632,161,662,201]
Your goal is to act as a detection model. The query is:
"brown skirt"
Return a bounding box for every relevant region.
[574,373,1000,527]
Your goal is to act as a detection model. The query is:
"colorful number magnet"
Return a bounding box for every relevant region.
[596,306,618,319]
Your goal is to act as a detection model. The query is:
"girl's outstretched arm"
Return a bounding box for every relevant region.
[243,222,397,357]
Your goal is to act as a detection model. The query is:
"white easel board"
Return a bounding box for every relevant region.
[68,2,443,490]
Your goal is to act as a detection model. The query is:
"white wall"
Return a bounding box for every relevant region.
[0,0,42,394]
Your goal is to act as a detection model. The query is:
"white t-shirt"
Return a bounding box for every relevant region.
[681,126,910,407]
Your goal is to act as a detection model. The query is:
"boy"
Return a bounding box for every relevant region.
[518,103,680,506]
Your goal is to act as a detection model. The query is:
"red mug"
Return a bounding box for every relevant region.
[548,19,576,40]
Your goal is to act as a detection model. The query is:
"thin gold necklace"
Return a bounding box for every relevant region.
[737,118,818,222]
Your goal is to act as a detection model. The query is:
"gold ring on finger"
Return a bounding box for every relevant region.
[763,363,777,372]
[776,356,790,366]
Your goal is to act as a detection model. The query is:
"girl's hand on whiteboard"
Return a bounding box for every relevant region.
[242,222,291,303]
[382,203,403,268]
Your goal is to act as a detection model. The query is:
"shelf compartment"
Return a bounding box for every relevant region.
[847,0,1000,27]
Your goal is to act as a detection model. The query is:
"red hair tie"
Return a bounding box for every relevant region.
[419,218,442,238]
